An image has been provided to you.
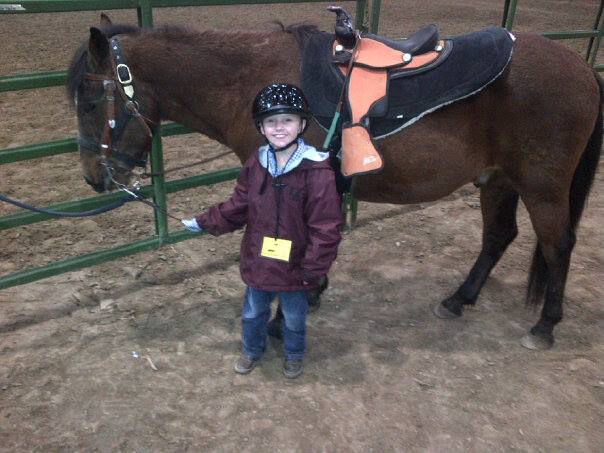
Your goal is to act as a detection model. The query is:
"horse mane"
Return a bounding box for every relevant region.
[143,22,320,47]
[285,23,322,52]
[66,22,322,105]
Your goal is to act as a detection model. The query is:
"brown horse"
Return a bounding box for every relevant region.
[67,15,602,350]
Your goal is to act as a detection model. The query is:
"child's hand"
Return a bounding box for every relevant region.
[181,218,203,232]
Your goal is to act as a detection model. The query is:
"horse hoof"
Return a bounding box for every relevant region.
[520,333,554,350]
[433,302,462,319]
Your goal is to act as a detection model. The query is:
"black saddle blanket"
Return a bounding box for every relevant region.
[300,26,515,138]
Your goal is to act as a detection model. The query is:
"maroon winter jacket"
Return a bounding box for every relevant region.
[195,152,342,291]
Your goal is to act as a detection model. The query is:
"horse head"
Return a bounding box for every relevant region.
[68,15,159,192]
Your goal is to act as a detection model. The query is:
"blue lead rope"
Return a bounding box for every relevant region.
[0,193,136,218]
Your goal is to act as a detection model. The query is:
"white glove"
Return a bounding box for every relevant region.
[181,218,203,232]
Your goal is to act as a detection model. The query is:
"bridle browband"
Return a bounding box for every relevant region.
[80,36,155,171]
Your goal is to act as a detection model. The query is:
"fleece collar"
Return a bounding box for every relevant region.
[258,139,329,177]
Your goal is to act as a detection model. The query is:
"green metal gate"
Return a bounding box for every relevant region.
[1,0,601,290]
[0,0,374,290]
[502,0,604,70]
[364,0,603,69]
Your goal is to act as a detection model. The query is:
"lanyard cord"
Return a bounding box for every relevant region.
[273,176,284,238]
[269,146,298,238]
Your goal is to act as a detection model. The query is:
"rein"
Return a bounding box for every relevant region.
[0,188,182,222]
[109,178,183,221]
[322,30,362,150]
[0,193,136,218]
[140,149,235,178]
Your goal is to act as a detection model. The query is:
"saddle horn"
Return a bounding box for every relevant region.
[328,6,356,49]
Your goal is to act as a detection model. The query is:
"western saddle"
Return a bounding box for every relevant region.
[329,6,448,176]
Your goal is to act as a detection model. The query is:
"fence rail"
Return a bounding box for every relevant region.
[0,0,370,290]
[0,0,342,14]
[1,0,602,290]
[0,123,193,164]
[503,0,604,70]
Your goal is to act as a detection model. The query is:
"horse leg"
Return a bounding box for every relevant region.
[268,304,284,340]
[520,96,601,349]
[434,173,519,318]
[268,280,327,340]
[520,199,575,350]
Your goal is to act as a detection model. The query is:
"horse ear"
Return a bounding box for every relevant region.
[88,27,109,66]
[100,13,112,28]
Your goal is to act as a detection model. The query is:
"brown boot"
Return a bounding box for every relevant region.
[234,354,259,374]
[283,359,303,379]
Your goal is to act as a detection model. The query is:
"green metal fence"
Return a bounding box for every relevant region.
[0,0,374,290]
[1,0,602,290]
[364,0,604,70]
[502,0,604,70]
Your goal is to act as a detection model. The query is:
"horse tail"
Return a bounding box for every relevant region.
[527,71,603,306]
[569,72,603,231]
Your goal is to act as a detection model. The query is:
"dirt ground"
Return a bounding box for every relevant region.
[1,1,603,451]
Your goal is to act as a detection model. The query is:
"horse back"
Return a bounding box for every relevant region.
[509,33,599,116]
[350,32,600,203]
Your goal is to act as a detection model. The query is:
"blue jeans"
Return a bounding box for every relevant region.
[241,287,308,361]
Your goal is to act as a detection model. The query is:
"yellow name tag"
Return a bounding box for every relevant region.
[261,236,292,262]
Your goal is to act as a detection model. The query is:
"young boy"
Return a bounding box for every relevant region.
[182,83,342,379]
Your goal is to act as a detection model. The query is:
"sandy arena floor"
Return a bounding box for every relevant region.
[0,1,603,451]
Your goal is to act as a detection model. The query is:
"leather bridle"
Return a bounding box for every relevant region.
[79,36,156,173]
[78,35,236,192]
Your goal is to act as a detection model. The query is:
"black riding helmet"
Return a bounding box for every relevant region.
[252,83,311,133]
[253,83,311,193]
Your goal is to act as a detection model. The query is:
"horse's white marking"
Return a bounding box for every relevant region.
[363,155,377,165]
